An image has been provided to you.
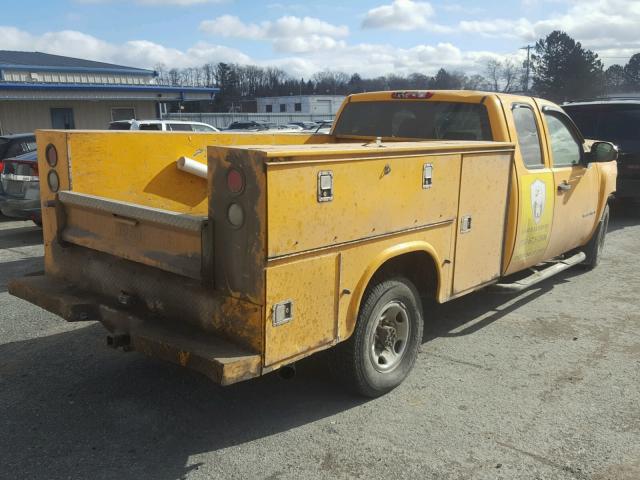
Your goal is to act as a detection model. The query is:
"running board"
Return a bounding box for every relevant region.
[490,252,586,293]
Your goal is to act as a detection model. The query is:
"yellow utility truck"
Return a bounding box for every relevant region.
[10,91,617,397]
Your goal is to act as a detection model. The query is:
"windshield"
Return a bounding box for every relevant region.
[333,101,492,140]
[0,139,8,158]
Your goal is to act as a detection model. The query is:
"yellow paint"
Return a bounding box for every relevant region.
[265,150,463,258]
[508,172,555,269]
[452,152,512,294]
[265,253,339,366]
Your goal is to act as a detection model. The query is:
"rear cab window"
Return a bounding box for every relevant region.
[333,101,492,141]
[6,138,36,158]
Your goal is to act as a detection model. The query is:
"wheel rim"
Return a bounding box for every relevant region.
[369,300,411,373]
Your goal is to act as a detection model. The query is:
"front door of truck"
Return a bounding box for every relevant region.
[539,107,599,259]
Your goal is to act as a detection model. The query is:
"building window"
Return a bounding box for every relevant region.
[280,104,286,113]
[266,105,273,113]
[111,107,136,122]
[50,108,75,129]
[294,103,302,112]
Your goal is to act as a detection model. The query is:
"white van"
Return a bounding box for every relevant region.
[108,119,220,132]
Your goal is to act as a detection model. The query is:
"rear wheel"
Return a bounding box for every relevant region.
[331,277,424,397]
[582,204,609,269]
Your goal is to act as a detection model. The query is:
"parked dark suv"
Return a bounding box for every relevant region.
[563,100,640,200]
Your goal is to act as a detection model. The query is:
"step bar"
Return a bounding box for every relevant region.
[490,251,586,293]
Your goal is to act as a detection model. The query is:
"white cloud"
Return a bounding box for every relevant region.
[0,26,250,69]
[455,0,640,65]
[0,25,518,79]
[199,15,349,53]
[266,42,520,79]
[362,0,437,31]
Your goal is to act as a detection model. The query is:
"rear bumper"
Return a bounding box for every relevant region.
[8,275,261,386]
[616,178,640,198]
[0,197,40,219]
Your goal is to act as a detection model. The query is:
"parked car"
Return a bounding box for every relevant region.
[563,99,640,201]
[225,120,273,131]
[288,121,318,130]
[314,120,333,134]
[0,134,37,199]
[0,150,41,225]
[108,119,220,132]
[225,121,305,133]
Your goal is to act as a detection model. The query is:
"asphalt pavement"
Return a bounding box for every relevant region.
[0,205,638,480]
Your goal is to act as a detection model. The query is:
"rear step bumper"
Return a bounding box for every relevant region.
[8,275,261,386]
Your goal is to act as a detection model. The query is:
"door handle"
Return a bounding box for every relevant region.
[558,182,572,192]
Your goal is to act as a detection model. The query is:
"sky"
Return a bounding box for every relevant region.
[1,0,639,78]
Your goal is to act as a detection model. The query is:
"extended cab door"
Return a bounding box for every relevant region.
[502,97,555,275]
[537,105,599,259]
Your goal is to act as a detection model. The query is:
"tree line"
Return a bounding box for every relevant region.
[155,31,640,111]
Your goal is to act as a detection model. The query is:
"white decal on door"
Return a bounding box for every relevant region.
[531,179,546,224]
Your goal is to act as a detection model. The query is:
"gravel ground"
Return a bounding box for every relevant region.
[0,205,638,480]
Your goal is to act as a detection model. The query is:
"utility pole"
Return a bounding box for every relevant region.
[520,45,534,92]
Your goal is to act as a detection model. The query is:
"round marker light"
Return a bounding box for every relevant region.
[226,168,245,194]
[227,203,244,228]
[46,144,58,167]
[47,170,60,192]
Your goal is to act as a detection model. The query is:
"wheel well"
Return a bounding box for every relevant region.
[369,251,439,302]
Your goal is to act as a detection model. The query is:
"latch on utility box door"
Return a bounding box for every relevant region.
[317,171,333,202]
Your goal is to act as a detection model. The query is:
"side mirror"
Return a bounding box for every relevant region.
[587,141,618,163]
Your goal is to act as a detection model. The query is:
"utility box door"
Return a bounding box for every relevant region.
[265,253,339,367]
[453,152,512,294]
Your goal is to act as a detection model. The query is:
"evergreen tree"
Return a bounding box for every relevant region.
[531,31,604,102]
[623,53,640,90]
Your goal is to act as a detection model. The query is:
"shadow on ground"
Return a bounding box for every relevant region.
[0,323,366,480]
[0,225,43,249]
[0,257,43,292]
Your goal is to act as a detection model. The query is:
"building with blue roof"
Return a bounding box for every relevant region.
[0,50,218,134]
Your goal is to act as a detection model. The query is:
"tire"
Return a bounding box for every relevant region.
[582,204,609,269]
[330,277,424,398]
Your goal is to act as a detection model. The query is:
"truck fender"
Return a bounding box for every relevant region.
[344,241,443,338]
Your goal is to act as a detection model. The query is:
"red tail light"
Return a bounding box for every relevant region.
[0,161,4,173]
[226,168,245,194]
[46,144,58,167]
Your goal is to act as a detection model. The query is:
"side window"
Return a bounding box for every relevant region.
[139,123,162,131]
[544,112,582,167]
[512,105,543,168]
[192,124,215,132]
[168,123,193,132]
